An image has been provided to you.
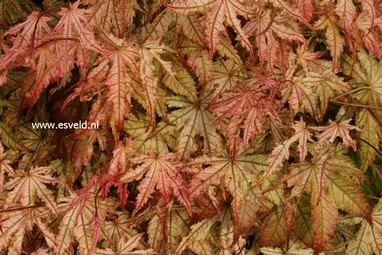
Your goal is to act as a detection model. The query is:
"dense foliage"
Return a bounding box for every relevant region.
[0,0,382,254]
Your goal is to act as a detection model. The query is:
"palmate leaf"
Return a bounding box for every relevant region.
[166,0,254,55]
[176,14,206,46]
[314,13,345,72]
[302,70,350,118]
[148,205,190,255]
[190,150,268,241]
[0,141,15,193]
[70,128,106,181]
[124,115,169,155]
[148,215,165,253]
[0,11,52,71]
[96,234,156,255]
[343,50,382,168]
[269,0,310,26]
[260,237,314,255]
[104,38,139,132]
[54,2,102,52]
[101,213,140,249]
[108,138,133,175]
[335,0,357,34]
[210,83,280,154]
[354,1,382,58]
[292,0,314,22]
[142,9,174,41]
[4,165,58,216]
[356,109,382,171]
[243,9,306,70]
[259,207,288,247]
[282,149,371,253]
[175,212,219,255]
[89,0,138,38]
[254,119,312,188]
[165,95,221,159]
[346,199,382,255]
[0,206,56,254]
[162,64,197,102]
[186,51,212,88]
[311,119,361,151]
[0,0,37,27]
[121,152,191,216]
[139,40,175,127]
[207,59,243,97]
[295,195,314,247]
[175,206,246,255]
[56,187,115,255]
[311,193,339,254]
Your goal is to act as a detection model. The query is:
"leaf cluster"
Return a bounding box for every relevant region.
[0,0,382,254]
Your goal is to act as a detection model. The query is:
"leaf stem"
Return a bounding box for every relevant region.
[352,134,382,159]
[331,100,382,110]
[0,203,45,213]
[330,86,371,101]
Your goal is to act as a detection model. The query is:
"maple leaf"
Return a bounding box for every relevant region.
[165,95,222,159]
[260,237,314,255]
[243,9,306,70]
[70,129,106,182]
[302,70,350,118]
[291,119,313,162]
[175,206,246,255]
[293,0,314,22]
[343,49,382,107]
[314,13,345,72]
[121,152,191,216]
[347,199,382,255]
[103,37,139,132]
[280,148,371,253]
[356,109,382,172]
[101,213,142,249]
[124,114,169,155]
[190,149,268,242]
[353,1,382,58]
[311,119,361,151]
[148,202,191,254]
[95,234,157,255]
[269,0,310,26]
[56,184,116,255]
[0,141,15,193]
[175,211,219,255]
[89,0,138,38]
[4,165,58,216]
[0,11,52,71]
[207,59,243,97]
[142,9,174,42]
[0,206,56,254]
[176,14,206,46]
[108,138,133,175]
[139,40,174,127]
[335,0,357,35]
[166,0,254,56]
[259,207,288,247]
[0,0,36,27]
[54,2,102,52]
[163,63,197,102]
[210,82,281,154]
[311,192,339,254]
[254,119,312,187]
[281,69,317,117]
